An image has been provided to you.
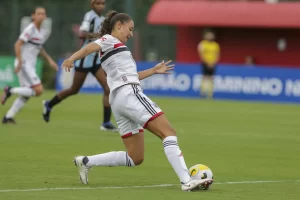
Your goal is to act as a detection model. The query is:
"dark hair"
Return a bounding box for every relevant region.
[99,11,132,37]
[32,6,45,14]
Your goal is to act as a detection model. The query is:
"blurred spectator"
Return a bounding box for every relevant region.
[198,30,220,98]
[245,56,256,66]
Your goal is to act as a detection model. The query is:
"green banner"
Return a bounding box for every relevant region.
[0,56,43,89]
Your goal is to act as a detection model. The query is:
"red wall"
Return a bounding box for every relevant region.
[176,27,300,68]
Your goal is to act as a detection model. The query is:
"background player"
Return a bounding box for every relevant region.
[198,31,220,98]
[1,7,58,124]
[63,11,213,191]
[42,0,117,131]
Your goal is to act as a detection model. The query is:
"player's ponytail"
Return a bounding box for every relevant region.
[99,10,132,37]
[100,11,118,37]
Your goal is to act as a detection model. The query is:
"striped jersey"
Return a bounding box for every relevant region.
[17,22,49,68]
[94,34,140,92]
[75,10,105,68]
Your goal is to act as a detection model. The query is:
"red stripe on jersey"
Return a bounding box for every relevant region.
[114,43,125,49]
[25,33,30,39]
[32,37,40,41]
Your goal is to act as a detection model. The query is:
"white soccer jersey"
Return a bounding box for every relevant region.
[94,34,140,93]
[17,23,49,68]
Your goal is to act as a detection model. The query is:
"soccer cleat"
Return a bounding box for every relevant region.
[2,116,16,124]
[42,100,51,123]
[100,122,118,132]
[73,156,91,184]
[181,179,213,192]
[1,86,11,105]
[199,179,213,190]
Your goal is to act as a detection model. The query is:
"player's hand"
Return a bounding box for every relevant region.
[62,59,74,72]
[14,62,22,73]
[153,60,174,74]
[49,60,59,71]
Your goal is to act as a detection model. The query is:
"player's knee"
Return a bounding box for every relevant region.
[34,87,43,96]
[70,86,80,95]
[128,153,144,166]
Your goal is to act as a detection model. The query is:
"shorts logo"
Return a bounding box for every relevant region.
[122,76,128,82]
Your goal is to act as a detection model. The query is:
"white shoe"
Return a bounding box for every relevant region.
[181,179,213,191]
[73,156,91,184]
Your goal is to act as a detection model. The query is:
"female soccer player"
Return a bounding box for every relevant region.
[1,7,58,124]
[63,11,212,191]
[43,0,117,131]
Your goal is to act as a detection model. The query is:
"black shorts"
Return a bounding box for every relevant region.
[75,64,101,76]
[202,63,216,76]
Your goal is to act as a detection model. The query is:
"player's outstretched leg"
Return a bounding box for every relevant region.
[2,84,42,124]
[145,114,213,191]
[94,68,117,131]
[43,71,87,122]
[2,96,30,124]
[2,85,37,105]
[73,133,144,184]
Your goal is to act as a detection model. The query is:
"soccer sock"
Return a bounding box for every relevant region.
[85,151,135,167]
[10,87,36,97]
[5,96,29,118]
[163,136,191,184]
[103,106,111,123]
[48,95,61,109]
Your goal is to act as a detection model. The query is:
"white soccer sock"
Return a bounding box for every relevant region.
[163,136,191,184]
[10,87,36,97]
[5,96,29,118]
[86,151,135,167]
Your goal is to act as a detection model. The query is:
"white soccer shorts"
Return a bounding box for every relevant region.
[110,84,164,138]
[17,66,41,87]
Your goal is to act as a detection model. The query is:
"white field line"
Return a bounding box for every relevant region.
[0,180,299,193]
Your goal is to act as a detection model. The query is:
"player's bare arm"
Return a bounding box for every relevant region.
[40,48,59,71]
[138,60,174,80]
[79,31,99,39]
[63,42,101,71]
[14,39,25,73]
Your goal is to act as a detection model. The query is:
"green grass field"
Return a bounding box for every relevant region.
[0,91,299,200]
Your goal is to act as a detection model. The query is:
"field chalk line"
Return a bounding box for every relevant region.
[0,180,299,193]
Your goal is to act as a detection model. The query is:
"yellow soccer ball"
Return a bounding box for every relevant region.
[188,164,214,190]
